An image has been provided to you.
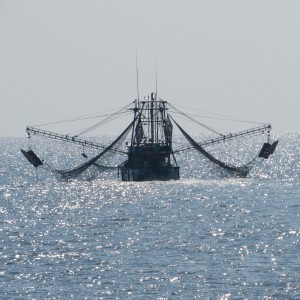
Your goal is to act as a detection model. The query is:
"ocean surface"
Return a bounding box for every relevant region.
[0,133,299,299]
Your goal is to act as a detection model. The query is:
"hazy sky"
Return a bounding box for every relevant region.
[1,0,299,137]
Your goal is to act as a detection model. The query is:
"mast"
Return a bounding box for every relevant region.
[130,99,138,146]
[136,52,140,105]
[150,93,155,144]
[155,62,158,143]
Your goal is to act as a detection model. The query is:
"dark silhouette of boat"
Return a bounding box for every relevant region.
[21,92,278,181]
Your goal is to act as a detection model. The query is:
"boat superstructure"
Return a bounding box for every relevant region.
[119,93,179,181]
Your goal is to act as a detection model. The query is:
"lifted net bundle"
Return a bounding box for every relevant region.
[172,119,253,177]
[53,119,134,180]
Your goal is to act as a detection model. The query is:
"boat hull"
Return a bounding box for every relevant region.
[120,166,180,181]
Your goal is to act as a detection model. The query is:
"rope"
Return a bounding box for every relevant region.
[168,103,222,135]
[68,111,132,136]
[31,102,134,128]
[169,103,267,125]
[75,110,132,136]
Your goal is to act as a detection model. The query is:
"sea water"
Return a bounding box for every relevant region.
[0,134,299,299]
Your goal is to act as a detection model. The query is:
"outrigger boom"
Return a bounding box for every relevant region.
[26,126,126,154]
[174,124,272,153]
[27,123,271,155]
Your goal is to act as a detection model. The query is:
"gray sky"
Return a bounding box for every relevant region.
[1,0,299,137]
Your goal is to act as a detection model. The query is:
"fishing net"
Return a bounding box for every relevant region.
[53,120,134,180]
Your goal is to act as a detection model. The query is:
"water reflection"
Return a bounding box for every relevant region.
[0,134,299,298]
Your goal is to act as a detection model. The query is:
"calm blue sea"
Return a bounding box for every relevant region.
[0,133,299,299]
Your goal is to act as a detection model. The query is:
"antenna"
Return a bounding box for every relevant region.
[155,60,158,100]
[136,52,140,104]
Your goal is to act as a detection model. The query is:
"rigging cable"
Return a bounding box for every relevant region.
[31,102,134,128]
[168,103,223,135]
[74,102,134,136]
[69,111,132,136]
[170,103,267,125]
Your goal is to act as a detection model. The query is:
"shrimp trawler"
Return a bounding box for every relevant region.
[21,92,278,181]
[119,93,179,181]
